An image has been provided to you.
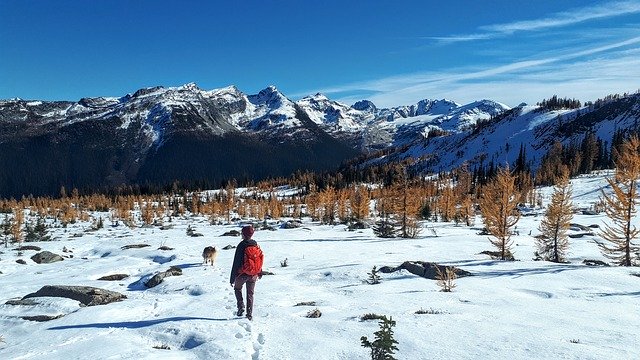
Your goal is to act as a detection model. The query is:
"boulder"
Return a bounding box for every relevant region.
[121,244,151,250]
[144,266,183,288]
[583,259,610,267]
[282,220,302,229]
[21,314,65,322]
[5,298,40,306]
[14,245,42,251]
[30,251,64,264]
[97,274,130,281]
[221,230,240,237]
[479,250,515,261]
[222,244,236,250]
[22,285,127,306]
[379,261,472,280]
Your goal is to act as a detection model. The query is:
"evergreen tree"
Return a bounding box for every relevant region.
[24,216,51,242]
[479,166,521,260]
[366,266,382,285]
[536,170,573,262]
[596,135,640,266]
[361,316,399,360]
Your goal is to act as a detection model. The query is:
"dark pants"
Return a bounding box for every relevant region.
[234,274,258,316]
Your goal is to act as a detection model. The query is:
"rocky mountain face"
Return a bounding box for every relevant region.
[1,83,638,197]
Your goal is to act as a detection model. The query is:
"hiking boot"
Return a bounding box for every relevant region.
[236,309,244,317]
[246,314,253,321]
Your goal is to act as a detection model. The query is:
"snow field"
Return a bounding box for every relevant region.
[0,173,638,359]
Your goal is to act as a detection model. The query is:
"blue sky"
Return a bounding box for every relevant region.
[1,0,639,107]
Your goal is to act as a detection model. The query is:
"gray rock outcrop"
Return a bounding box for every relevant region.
[22,285,127,306]
[30,251,63,264]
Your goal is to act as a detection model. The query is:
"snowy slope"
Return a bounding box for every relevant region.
[1,173,639,359]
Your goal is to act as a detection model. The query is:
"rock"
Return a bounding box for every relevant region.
[479,250,515,261]
[305,308,322,318]
[144,266,183,288]
[21,314,64,322]
[260,270,275,276]
[121,244,151,250]
[16,259,27,265]
[97,274,130,281]
[221,230,240,237]
[282,220,302,229]
[379,261,472,280]
[158,245,174,251]
[222,244,236,250]
[347,221,368,230]
[6,298,40,306]
[583,259,610,267]
[160,224,174,230]
[22,285,127,306]
[14,245,41,251]
[30,251,64,264]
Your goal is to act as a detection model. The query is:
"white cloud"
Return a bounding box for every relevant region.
[299,38,640,108]
[434,0,640,43]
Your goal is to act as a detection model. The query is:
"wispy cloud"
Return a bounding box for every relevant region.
[297,37,640,107]
[432,1,640,43]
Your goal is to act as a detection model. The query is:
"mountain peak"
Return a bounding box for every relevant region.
[352,100,377,112]
[178,82,201,91]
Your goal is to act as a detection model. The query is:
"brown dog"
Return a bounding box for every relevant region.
[202,246,218,266]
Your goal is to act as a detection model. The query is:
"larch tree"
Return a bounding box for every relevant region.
[11,208,24,246]
[351,185,371,221]
[536,169,573,262]
[479,166,521,260]
[596,135,640,266]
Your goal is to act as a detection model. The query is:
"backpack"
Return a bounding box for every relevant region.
[239,245,264,276]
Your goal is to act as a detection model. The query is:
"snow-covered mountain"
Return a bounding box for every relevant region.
[1,84,639,197]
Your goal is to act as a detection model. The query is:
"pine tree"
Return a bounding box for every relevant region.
[479,166,521,260]
[536,170,573,262]
[366,266,381,284]
[361,316,399,360]
[596,135,640,266]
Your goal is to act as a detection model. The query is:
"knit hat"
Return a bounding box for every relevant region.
[241,225,254,239]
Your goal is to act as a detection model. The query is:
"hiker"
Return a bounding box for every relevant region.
[230,224,264,320]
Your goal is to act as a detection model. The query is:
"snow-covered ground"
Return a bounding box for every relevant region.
[0,173,639,359]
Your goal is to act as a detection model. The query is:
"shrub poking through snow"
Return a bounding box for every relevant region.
[415,308,444,315]
[361,313,386,321]
[280,258,288,267]
[361,315,399,360]
[435,266,457,292]
[367,266,381,285]
[294,301,316,307]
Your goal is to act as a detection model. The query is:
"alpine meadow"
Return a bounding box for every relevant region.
[1,1,640,359]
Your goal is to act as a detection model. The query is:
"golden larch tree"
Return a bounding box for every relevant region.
[351,185,370,221]
[536,169,573,262]
[479,166,521,260]
[597,135,640,266]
